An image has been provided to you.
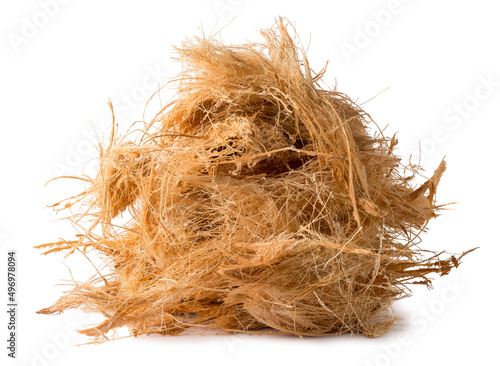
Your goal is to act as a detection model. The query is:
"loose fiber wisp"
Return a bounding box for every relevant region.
[37,19,473,340]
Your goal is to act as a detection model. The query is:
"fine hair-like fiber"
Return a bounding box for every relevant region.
[37,18,473,340]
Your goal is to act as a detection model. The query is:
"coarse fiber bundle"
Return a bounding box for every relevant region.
[37,19,472,340]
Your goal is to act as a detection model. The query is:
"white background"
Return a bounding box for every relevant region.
[1,1,498,365]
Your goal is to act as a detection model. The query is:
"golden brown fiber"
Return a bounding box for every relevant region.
[37,19,472,340]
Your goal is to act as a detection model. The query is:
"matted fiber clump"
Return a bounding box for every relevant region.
[38,19,471,339]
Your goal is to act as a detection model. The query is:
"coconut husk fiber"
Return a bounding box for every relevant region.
[37,19,473,340]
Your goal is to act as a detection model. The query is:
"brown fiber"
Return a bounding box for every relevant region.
[37,19,473,340]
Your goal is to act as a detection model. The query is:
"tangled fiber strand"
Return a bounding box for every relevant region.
[37,19,473,340]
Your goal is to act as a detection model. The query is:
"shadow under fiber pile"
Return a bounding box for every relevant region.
[37,19,471,340]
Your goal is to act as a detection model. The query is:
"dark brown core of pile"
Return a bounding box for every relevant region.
[37,19,473,340]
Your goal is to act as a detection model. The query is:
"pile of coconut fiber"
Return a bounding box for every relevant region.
[37,19,472,340]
